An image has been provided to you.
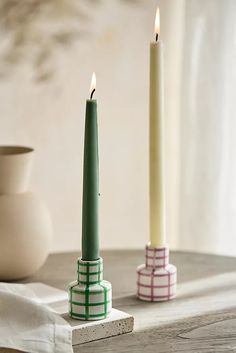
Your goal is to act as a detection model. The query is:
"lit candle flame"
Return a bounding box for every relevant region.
[155,7,160,38]
[90,72,96,96]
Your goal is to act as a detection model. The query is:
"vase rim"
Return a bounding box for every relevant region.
[0,146,34,156]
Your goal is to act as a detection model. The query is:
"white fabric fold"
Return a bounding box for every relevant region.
[0,283,73,353]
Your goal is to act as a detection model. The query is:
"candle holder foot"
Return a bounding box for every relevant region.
[68,257,112,320]
[136,244,177,302]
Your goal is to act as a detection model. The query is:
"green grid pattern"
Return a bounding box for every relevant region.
[71,284,111,295]
[69,299,112,306]
[68,257,112,320]
[69,282,111,320]
[77,257,103,285]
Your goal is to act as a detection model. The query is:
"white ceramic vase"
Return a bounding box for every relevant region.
[0,146,52,280]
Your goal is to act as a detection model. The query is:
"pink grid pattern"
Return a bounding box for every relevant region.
[145,246,169,268]
[137,245,177,302]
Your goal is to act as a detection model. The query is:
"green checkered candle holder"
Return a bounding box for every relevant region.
[68,257,112,320]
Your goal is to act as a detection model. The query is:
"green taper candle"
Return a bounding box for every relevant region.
[82,73,99,261]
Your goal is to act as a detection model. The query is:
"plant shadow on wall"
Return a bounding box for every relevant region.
[0,0,143,83]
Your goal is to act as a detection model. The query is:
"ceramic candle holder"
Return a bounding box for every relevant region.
[68,257,112,320]
[136,244,177,301]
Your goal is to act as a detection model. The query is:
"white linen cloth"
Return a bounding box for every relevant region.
[0,283,73,353]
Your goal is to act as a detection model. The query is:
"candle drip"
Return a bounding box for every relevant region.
[90,88,95,100]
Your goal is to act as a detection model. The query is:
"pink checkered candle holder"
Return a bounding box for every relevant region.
[136,244,177,301]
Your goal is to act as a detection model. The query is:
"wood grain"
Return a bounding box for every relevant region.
[21,250,236,352]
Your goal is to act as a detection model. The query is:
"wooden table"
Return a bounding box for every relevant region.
[24,250,236,353]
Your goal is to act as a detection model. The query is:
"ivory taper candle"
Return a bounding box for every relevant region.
[82,73,99,260]
[149,8,166,248]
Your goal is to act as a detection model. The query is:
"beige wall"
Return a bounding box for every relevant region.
[0,0,182,253]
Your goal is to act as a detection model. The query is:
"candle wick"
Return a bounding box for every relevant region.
[155,33,159,42]
[90,89,95,100]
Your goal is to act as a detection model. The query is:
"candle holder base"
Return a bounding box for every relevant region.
[136,244,177,302]
[68,257,112,320]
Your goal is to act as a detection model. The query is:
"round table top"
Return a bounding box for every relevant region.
[23,250,236,353]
